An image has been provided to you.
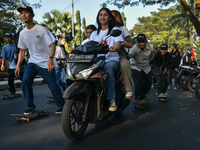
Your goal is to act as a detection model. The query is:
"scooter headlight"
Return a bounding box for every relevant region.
[67,64,73,79]
[75,60,103,79]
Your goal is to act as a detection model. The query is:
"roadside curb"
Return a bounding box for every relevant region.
[0,78,45,91]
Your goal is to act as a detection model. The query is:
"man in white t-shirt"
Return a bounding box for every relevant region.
[15,6,64,115]
[81,24,96,45]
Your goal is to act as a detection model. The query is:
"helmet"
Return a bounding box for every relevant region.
[186,50,192,56]
[65,34,73,42]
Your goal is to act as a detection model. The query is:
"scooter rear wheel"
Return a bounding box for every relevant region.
[62,95,88,141]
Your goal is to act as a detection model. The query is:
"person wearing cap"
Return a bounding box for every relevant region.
[154,44,172,98]
[128,34,154,103]
[1,33,24,96]
[81,24,97,45]
[15,6,64,115]
[168,43,181,90]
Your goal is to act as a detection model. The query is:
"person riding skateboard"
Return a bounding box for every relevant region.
[128,34,154,104]
[154,44,172,100]
[15,6,64,115]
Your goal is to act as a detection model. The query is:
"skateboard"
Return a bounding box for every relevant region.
[133,101,149,109]
[46,96,55,103]
[157,95,168,102]
[2,93,22,99]
[10,105,52,121]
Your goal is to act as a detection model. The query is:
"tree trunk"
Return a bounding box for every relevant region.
[177,0,200,35]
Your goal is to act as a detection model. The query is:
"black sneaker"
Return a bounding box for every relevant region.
[24,109,34,115]
[55,108,63,115]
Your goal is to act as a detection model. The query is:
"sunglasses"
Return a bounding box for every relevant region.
[138,40,145,43]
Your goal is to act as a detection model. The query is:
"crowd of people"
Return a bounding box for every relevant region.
[0,5,198,114]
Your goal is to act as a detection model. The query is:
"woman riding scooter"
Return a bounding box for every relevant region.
[90,8,124,112]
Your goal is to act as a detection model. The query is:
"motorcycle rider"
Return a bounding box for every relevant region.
[111,10,133,99]
[128,34,154,104]
[168,43,181,90]
[90,8,123,112]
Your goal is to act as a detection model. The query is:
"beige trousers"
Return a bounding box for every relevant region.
[119,50,132,92]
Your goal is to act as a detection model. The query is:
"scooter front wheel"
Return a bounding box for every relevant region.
[62,95,88,141]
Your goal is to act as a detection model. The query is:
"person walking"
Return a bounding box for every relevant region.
[1,33,24,96]
[128,34,154,103]
[168,43,181,90]
[15,6,64,115]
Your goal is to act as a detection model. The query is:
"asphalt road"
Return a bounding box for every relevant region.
[1,84,200,150]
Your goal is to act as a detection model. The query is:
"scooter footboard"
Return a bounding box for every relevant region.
[63,82,93,99]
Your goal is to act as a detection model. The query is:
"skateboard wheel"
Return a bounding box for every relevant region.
[45,112,49,115]
[17,117,20,121]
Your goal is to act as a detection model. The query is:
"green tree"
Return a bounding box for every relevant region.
[121,12,126,27]
[102,0,200,35]
[42,10,72,36]
[74,10,82,45]
[168,5,192,44]
[81,17,86,42]
[0,0,41,49]
[131,7,189,49]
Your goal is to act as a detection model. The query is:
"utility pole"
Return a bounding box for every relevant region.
[72,0,75,48]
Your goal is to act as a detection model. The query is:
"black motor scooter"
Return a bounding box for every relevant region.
[62,30,130,141]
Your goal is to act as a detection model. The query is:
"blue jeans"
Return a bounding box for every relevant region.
[22,63,64,109]
[55,67,67,87]
[104,60,119,100]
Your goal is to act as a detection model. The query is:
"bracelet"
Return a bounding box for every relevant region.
[49,56,53,59]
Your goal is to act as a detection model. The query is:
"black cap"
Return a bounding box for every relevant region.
[137,34,146,41]
[160,44,168,50]
[5,33,13,38]
[17,6,34,14]
[86,24,97,31]
[172,43,177,48]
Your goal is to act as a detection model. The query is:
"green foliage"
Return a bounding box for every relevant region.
[121,12,126,27]
[42,10,72,36]
[0,0,41,51]
[130,7,193,54]
[81,18,86,42]
[74,10,82,45]
[102,0,176,8]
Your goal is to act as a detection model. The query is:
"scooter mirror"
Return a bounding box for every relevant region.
[65,34,73,42]
[110,29,122,37]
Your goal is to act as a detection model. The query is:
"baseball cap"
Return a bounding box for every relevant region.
[86,24,97,31]
[172,43,177,47]
[137,34,146,41]
[5,33,13,38]
[160,44,168,50]
[17,6,34,14]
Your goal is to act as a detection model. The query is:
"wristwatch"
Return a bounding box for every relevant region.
[49,56,53,59]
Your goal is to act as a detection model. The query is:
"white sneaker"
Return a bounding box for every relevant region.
[109,99,117,112]
[125,91,132,99]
